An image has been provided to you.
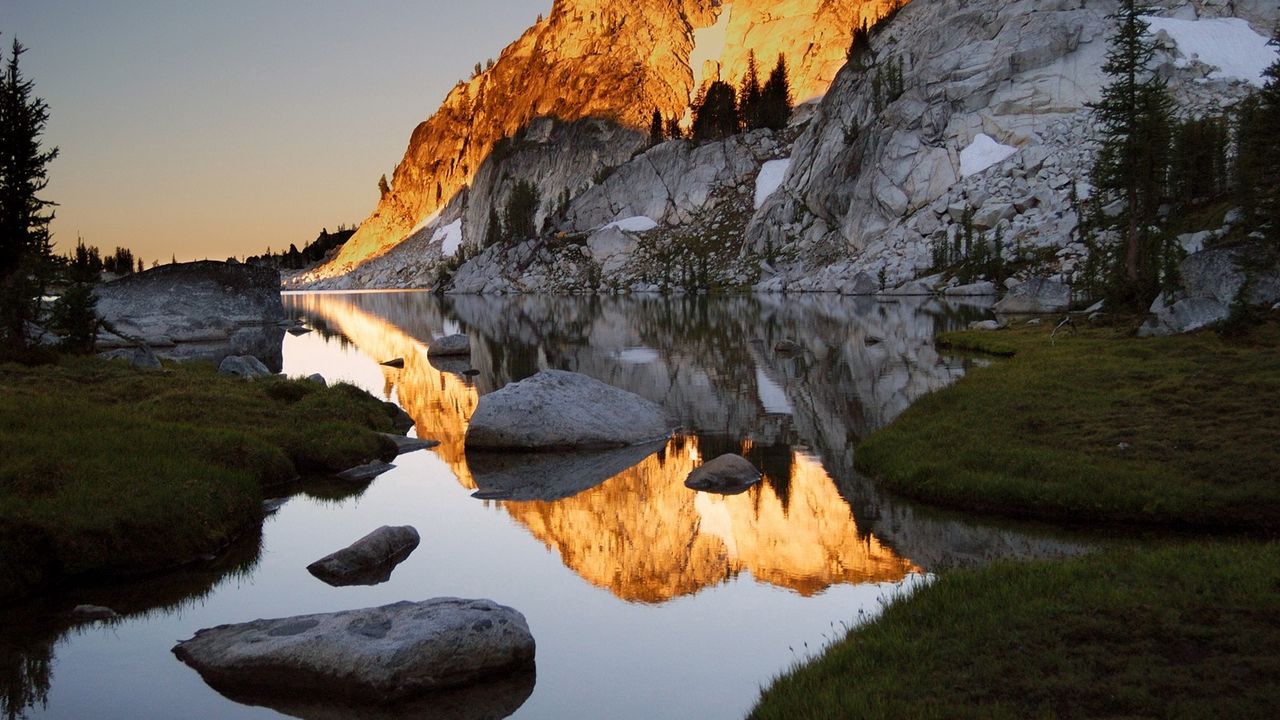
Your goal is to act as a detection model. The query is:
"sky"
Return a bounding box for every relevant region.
[0,1,550,263]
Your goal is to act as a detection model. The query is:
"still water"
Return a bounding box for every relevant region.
[2,292,1085,719]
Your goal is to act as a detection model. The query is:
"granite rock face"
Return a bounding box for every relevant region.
[172,598,535,702]
[465,369,674,451]
[96,261,285,370]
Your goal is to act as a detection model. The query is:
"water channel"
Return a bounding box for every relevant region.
[2,292,1089,719]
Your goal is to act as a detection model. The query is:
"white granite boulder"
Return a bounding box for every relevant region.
[172,598,535,701]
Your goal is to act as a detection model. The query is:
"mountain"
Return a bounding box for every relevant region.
[301,0,898,285]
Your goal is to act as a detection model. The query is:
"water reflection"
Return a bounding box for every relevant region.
[285,292,1077,610]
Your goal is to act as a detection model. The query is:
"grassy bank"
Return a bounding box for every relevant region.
[751,542,1280,719]
[0,357,401,603]
[854,319,1280,531]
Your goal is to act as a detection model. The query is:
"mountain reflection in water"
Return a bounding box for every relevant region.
[285,292,994,603]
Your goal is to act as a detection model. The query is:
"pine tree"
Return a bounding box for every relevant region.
[649,108,664,147]
[1251,26,1280,240]
[1087,1,1174,306]
[759,54,792,130]
[740,51,764,130]
[502,180,540,243]
[0,38,58,348]
[691,81,739,140]
[484,206,501,247]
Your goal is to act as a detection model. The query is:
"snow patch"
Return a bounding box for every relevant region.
[432,219,463,257]
[604,216,659,233]
[960,134,1018,178]
[754,158,792,209]
[1143,16,1277,87]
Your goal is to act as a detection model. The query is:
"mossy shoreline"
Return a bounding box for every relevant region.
[752,317,1280,717]
[0,357,403,605]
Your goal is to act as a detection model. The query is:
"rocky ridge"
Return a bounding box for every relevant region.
[296,0,898,287]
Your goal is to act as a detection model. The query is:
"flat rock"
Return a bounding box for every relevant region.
[967,320,1004,331]
[336,460,395,483]
[218,355,271,379]
[464,370,672,451]
[427,333,471,358]
[994,278,1071,314]
[172,598,536,702]
[684,454,762,495]
[377,433,439,455]
[306,525,421,587]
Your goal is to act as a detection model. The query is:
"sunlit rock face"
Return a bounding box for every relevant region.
[304,0,900,284]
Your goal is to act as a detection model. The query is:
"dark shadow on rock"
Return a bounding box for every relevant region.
[197,666,535,720]
[468,441,665,501]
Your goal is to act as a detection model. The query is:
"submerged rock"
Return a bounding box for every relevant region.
[684,454,762,495]
[306,525,421,587]
[218,355,271,379]
[172,598,536,702]
[427,333,471,357]
[71,605,119,621]
[464,370,672,451]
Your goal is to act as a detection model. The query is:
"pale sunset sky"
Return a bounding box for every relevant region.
[0,1,551,263]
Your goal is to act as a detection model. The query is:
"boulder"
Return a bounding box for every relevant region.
[838,272,879,296]
[427,333,471,358]
[1180,245,1280,307]
[305,373,326,386]
[945,281,997,296]
[464,370,672,451]
[306,525,421,587]
[1138,296,1231,337]
[218,355,271,379]
[98,345,162,370]
[95,261,285,370]
[172,598,536,701]
[774,339,802,354]
[967,320,1004,331]
[684,454,762,495]
[994,278,1071,314]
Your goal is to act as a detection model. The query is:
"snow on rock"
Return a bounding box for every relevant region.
[604,216,659,233]
[432,219,463,257]
[754,158,793,209]
[959,134,1018,178]
[1143,16,1278,87]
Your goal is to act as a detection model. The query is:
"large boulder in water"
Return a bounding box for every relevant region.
[464,370,673,451]
[172,598,535,702]
[306,525,421,587]
[684,454,762,495]
[95,261,286,370]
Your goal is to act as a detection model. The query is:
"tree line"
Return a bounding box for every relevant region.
[649,51,794,145]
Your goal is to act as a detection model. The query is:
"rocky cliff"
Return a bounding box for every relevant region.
[298,0,898,287]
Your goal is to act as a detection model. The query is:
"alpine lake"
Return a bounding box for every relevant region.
[2,291,1096,720]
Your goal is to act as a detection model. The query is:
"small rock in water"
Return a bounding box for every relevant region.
[684,454,762,495]
[286,326,313,336]
[381,357,406,368]
[72,605,118,621]
[427,333,471,357]
[262,498,288,515]
[336,460,395,483]
[307,525,421,587]
[774,339,802,354]
[378,433,439,455]
[463,368,481,377]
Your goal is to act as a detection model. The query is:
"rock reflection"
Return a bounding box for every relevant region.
[287,292,1088,606]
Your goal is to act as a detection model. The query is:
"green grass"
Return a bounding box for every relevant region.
[751,542,1280,719]
[855,319,1280,531]
[0,357,400,603]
